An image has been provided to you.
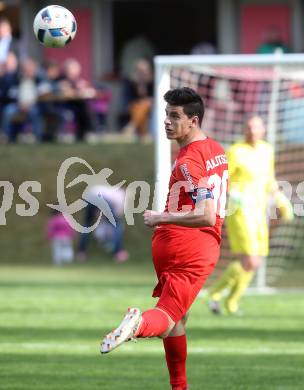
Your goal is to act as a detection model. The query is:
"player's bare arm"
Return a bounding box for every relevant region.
[144,197,216,228]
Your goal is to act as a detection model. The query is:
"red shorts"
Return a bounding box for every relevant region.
[151,226,220,323]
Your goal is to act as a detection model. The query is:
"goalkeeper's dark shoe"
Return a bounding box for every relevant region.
[208,300,222,315]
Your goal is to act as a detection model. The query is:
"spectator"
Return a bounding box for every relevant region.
[256,26,290,54]
[38,59,65,141]
[39,59,62,97]
[47,210,75,265]
[58,58,96,140]
[120,58,154,140]
[1,58,44,143]
[0,17,19,64]
[88,81,112,136]
[0,51,19,123]
[120,35,155,79]
[77,185,129,263]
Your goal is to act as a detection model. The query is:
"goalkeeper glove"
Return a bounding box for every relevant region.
[229,189,248,207]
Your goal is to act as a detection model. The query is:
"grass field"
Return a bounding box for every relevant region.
[0,263,303,390]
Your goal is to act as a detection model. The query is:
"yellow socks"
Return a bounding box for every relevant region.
[224,268,254,314]
[209,261,243,302]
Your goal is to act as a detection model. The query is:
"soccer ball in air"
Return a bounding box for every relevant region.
[33,5,77,48]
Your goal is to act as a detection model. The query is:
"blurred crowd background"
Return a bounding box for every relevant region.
[0,0,301,144]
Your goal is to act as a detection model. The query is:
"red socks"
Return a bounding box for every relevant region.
[163,335,187,390]
[135,309,169,338]
[135,310,187,389]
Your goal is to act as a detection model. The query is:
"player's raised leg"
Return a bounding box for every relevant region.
[100,307,173,353]
[100,308,142,353]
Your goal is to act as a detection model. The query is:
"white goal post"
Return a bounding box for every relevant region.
[154,53,304,289]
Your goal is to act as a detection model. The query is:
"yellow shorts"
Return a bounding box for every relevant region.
[226,208,269,256]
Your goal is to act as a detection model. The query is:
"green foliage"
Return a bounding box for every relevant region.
[0,265,304,389]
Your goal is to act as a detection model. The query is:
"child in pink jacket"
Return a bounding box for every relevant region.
[47,211,75,265]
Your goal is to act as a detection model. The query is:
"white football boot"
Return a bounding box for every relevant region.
[100,307,142,354]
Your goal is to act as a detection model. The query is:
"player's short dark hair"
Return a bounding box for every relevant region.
[164,87,205,126]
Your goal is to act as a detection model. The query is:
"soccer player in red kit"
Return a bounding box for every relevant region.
[100,87,228,390]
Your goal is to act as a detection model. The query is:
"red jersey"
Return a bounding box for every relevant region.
[163,138,228,242]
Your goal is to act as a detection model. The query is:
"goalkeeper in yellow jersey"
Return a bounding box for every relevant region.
[207,114,294,315]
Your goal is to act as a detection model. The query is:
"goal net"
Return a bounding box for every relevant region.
[154,53,304,289]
